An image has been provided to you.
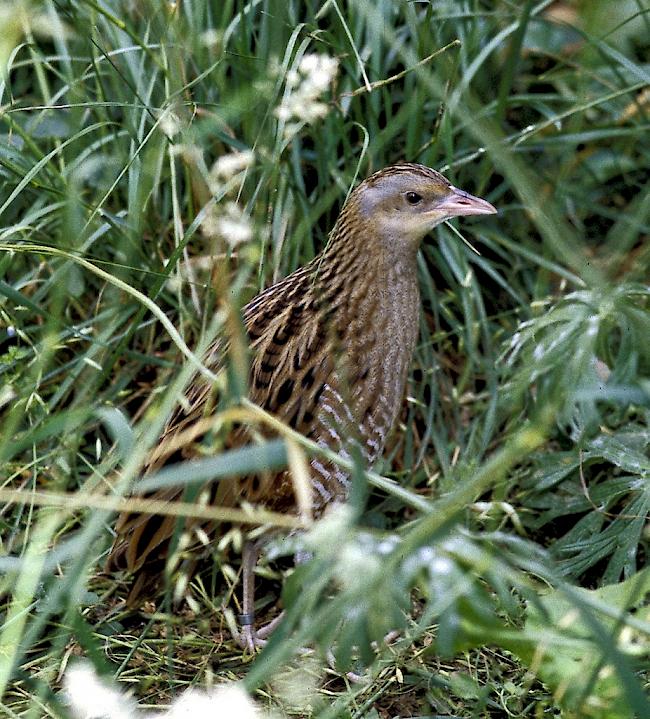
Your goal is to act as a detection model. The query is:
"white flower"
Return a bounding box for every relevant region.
[299,54,338,92]
[286,69,300,87]
[198,205,221,241]
[298,54,320,74]
[158,107,183,138]
[304,102,328,121]
[275,105,292,122]
[211,150,254,181]
[200,29,221,48]
[275,53,338,139]
[214,202,253,246]
[0,384,16,409]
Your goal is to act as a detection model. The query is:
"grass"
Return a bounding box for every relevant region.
[1,0,649,717]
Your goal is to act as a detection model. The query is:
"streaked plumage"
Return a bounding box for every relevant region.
[106,163,496,647]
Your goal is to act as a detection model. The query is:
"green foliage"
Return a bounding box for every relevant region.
[503,285,650,433]
[526,425,650,583]
[1,0,648,717]
[520,568,650,719]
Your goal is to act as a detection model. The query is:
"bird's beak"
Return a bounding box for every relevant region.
[436,187,497,218]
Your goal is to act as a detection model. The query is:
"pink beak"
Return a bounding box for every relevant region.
[437,187,497,217]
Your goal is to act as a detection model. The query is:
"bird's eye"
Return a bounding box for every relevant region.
[405,191,422,205]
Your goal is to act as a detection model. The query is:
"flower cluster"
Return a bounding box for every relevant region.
[201,150,255,246]
[157,106,184,139]
[210,149,254,185]
[211,201,254,247]
[275,54,338,139]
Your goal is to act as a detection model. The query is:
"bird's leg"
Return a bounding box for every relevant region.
[232,540,285,651]
[234,540,261,652]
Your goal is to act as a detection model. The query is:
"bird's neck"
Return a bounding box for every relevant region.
[317,208,421,302]
[312,208,422,375]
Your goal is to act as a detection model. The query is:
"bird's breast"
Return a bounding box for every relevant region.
[306,261,421,509]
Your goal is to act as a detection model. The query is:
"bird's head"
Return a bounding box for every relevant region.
[354,163,496,246]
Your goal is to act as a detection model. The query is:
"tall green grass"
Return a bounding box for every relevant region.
[1,1,648,717]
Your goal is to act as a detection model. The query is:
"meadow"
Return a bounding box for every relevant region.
[0,1,648,717]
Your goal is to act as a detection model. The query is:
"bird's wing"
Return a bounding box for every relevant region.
[106,261,335,595]
[215,281,335,510]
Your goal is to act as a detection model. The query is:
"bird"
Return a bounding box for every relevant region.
[106,162,496,650]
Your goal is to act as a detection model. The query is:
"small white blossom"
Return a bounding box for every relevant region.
[158,107,183,138]
[210,150,254,182]
[275,53,338,139]
[198,206,221,241]
[214,202,253,246]
[0,384,16,409]
[200,29,222,48]
[275,105,293,122]
[286,69,300,87]
[298,54,321,74]
[169,143,204,166]
[299,54,338,92]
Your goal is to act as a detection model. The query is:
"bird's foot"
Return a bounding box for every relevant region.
[232,611,285,653]
[233,623,267,652]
